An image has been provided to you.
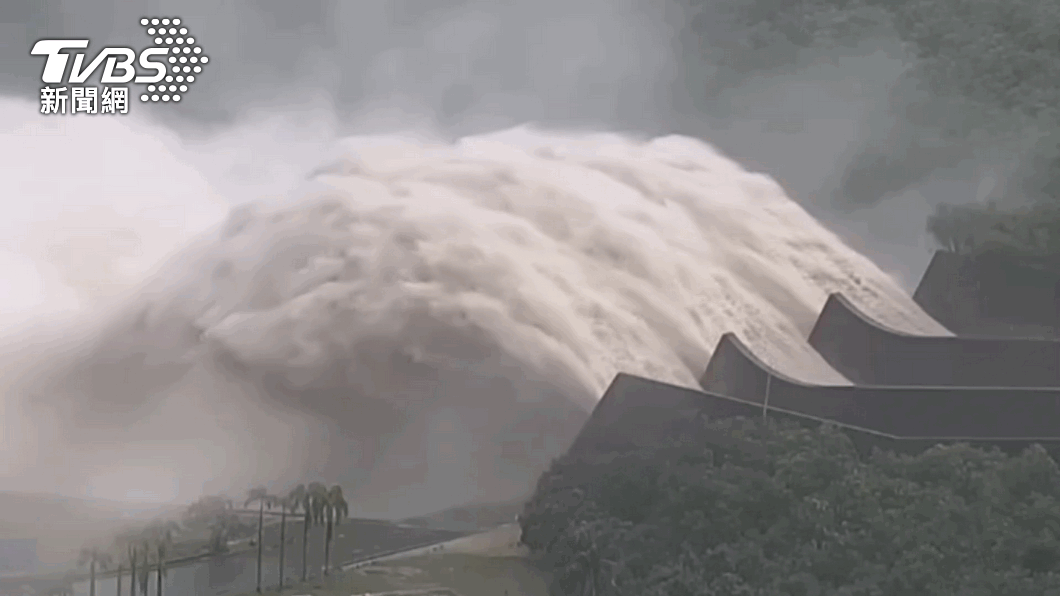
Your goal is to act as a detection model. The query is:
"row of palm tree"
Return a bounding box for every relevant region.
[244,482,349,593]
[76,481,347,596]
[78,520,179,596]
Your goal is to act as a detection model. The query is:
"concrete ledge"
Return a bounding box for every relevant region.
[568,373,1060,461]
[699,332,1060,438]
[809,293,1060,387]
[913,250,1060,337]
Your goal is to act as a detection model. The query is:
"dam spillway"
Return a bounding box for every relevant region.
[567,250,1060,459]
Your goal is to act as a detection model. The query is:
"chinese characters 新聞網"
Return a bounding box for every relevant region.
[40,86,129,115]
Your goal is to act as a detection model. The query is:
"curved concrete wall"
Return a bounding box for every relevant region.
[913,250,1060,337]
[699,330,772,404]
[566,373,1060,461]
[808,293,1060,387]
[566,373,763,457]
[699,332,1060,438]
[561,252,1060,466]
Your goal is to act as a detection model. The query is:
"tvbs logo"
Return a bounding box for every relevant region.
[32,39,167,84]
[31,17,209,114]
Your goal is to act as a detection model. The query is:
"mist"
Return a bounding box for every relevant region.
[0,0,1034,523]
[2,0,1032,280]
[0,100,941,517]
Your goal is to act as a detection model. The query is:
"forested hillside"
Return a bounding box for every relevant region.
[520,417,1060,595]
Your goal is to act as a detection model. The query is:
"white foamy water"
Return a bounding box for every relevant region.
[0,97,945,515]
[250,128,947,389]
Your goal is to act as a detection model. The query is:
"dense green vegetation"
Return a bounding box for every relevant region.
[717,0,1060,120]
[520,416,1060,595]
[926,202,1060,260]
[693,0,1060,257]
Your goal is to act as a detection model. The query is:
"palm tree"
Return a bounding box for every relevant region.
[310,484,349,576]
[245,487,272,593]
[306,482,327,576]
[155,544,167,596]
[185,495,237,555]
[78,546,113,596]
[287,484,314,582]
[144,521,178,596]
[276,489,301,592]
[114,555,124,596]
[111,534,134,596]
[125,538,140,596]
[111,530,144,596]
[307,483,327,576]
[136,538,151,596]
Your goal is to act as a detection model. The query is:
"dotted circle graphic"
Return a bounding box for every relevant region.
[139,16,208,103]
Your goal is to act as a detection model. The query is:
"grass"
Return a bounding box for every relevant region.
[246,553,550,596]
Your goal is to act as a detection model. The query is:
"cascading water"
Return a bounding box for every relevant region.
[0,98,945,518]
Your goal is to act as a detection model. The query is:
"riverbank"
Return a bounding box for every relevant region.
[0,511,282,588]
[235,524,549,596]
[0,515,463,596]
[0,538,262,595]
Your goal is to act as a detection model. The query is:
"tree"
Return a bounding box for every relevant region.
[143,521,179,596]
[124,536,140,596]
[556,522,610,596]
[718,0,1060,119]
[521,416,1060,594]
[926,201,1060,260]
[288,484,314,582]
[184,495,238,555]
[275,489,300,592]
[245,487,271,594]
[111,533,139,596]
[78,546,112,596]
[309,483,349,576]
[114,551,123,596]
[710,0,1060,247]
[259,491,295,591]
[136,538,151,596]
[889,0,1060,120]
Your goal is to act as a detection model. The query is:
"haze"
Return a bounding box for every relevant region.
[0,0,1034,535]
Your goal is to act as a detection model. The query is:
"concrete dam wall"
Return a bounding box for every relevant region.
[563,250,1060,463]
[808,293,1060,387]
[913,250,1060,338]
[700,332,1060,438]
[566,374,1060,461]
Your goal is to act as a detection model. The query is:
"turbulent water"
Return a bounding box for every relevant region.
[0,98,945,517]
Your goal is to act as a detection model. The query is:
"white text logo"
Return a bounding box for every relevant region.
[32,17,210,115]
